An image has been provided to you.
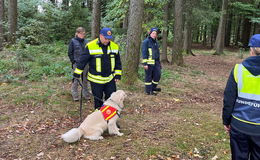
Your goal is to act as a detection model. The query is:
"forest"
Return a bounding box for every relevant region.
[0,0,260,159]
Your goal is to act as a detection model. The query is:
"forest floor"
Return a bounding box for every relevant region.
[0,49,245,160]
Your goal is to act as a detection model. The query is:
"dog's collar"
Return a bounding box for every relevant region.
[108,98,123,110]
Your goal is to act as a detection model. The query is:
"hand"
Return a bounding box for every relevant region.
[224,125,230,133]
[143,65,148,70]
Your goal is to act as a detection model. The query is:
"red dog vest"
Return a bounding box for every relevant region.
[100,105,117,121]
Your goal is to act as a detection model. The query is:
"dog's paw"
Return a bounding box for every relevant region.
[84,135,104,140]
[117,132,124,136]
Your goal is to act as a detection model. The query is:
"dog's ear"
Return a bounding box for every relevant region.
[119,90,126,102]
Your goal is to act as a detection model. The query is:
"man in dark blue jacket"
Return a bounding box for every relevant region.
[73,28,122,109]
[141,28,161,95]
[223,34,260,160]
[68,27,89,101]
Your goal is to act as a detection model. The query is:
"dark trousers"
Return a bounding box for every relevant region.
[230,127,260,160]
[90,80,116,109]
[145,61,161,93]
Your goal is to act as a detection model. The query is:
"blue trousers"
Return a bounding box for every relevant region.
[90,80,116,109]
[144,61,161,93]
[230,127,260,160]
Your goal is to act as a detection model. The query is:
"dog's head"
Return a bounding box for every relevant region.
[109,90,127,109]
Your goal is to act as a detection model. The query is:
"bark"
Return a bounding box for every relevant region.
[202,25,207,46]
[8,0,17,44]
[235,15,242,46]
[214,0,228,55]
[225,10,232,47]
[171,0,184,66]
[161,2,169,63]
[183,0,195,55]
[241,17,251,48]
[91,0,101,39]
[0,0,4,50]
[122,11,128,29]
[123,0,144,85]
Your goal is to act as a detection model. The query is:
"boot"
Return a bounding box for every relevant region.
[153,88,161,92]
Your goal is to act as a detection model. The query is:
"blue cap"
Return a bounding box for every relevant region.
[100,27,113,39]
[249,34,260,47]
[150,27,158,34]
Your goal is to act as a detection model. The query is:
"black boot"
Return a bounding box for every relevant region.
[146,91,157,95]
[153,88,161,92]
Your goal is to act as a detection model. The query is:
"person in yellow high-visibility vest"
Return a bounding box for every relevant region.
[73,28,122,109]
[223,34,260,159]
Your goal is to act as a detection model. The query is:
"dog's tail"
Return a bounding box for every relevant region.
[61,128,83,143]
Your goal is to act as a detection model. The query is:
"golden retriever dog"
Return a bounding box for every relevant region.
[61,90,126,142]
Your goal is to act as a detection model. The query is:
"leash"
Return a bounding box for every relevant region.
[74,77,105,122]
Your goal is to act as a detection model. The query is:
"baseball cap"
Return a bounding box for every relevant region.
[100,27,113,39]
[249,34,260,47]
[150,27,159,34]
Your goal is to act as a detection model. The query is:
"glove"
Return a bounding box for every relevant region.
[114,75,121,80]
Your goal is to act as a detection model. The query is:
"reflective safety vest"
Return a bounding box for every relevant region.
[232,64,260,125]
[142,47,155,65]
[74,38,122,84]
[100,105,117,121]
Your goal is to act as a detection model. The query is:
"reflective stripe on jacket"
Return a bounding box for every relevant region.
[74,38,122,84]
[232,64,260,125]
[141,37,160,65]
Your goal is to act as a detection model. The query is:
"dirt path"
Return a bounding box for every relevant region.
[0,52,243,160]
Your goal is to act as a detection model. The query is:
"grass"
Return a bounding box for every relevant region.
[0,43,237,159]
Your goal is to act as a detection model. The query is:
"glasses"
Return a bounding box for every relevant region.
[79,32,86,35]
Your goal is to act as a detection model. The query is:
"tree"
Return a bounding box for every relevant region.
[183,0,195,56]
[8,0,17,44]
[91,0,101,39]
[123,0,144,85]
[161,1,170,63]
[214,0,228,55]
[171,0,184,66]
[0,0,4,50]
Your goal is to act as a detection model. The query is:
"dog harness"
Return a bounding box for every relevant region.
[100,105,118,121]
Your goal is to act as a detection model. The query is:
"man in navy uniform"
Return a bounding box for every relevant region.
[73,27,122,109]
[223,34,260,159]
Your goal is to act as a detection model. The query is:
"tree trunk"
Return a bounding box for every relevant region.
[0,0,4,51]
[241,17,251,48]
[123,0,144,85]
[214,0,228,55]
[161,2,169,63]
[225,10,232,47]
[8,0,17,44]
[183,0,195,55]
[171,0,184,66]
[235,15,241,46]
[91,0,101,39]
[202,25,207,46]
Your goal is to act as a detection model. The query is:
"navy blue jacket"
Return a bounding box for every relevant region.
[141,36,160,65]
[68,37,88,64]
[223,55,260,135]
[76,39,122,80]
